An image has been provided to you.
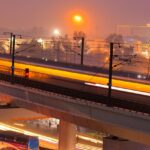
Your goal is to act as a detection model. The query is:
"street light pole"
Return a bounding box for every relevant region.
[108,42,114,105]
[81,37,84,65]
[11,34,16,84]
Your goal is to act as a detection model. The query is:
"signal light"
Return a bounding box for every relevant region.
[25,68,29,78]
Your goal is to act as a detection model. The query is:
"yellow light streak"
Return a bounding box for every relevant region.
[0,59,150,94]
[77,135,102,144]
[0,123,58,144]
[76,143,102,150]
[13,123,25,127]
[0,123,102,150]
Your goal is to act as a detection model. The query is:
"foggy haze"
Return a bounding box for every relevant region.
[0,0,150,37]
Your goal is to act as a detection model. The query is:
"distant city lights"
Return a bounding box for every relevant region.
[37,38,43,43]
[146,23,150,27]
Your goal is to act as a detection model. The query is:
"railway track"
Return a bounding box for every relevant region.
[0,73,149,114]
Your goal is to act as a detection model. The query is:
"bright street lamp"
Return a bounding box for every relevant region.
[37,38,45,49]
[53,29,61,36]
[73,15,83,24]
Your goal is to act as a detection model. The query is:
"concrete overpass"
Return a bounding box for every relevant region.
[0,108,47,122]
[0,80,149,150]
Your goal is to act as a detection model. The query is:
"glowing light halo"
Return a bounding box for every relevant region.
[53,29,61,36]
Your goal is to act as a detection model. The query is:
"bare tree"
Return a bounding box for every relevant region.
[106,33,124,43]
[0,41,6,53]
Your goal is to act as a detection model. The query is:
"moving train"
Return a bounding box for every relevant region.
[0,54,150,108]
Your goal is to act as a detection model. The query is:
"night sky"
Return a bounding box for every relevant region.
[0,0,150,37]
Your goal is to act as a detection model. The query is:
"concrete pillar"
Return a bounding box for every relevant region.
[58,120,76,150]
[103,137,150,150]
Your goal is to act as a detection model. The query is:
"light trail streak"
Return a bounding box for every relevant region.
[0,59,149,95]
[0,123,102,150]
[76,143,102,150]
[77,135,102,144]
[85,82,150,97]
[0,123,58,144]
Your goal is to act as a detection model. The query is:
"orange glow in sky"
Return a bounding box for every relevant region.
[66,10,93,36]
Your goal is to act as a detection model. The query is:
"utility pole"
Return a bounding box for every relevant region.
[108,42,114,105]
[10,33,13,55]
[11,34,15,84]
[81,37,84,65]
[56,40,60,62]
[147,52,150,79]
